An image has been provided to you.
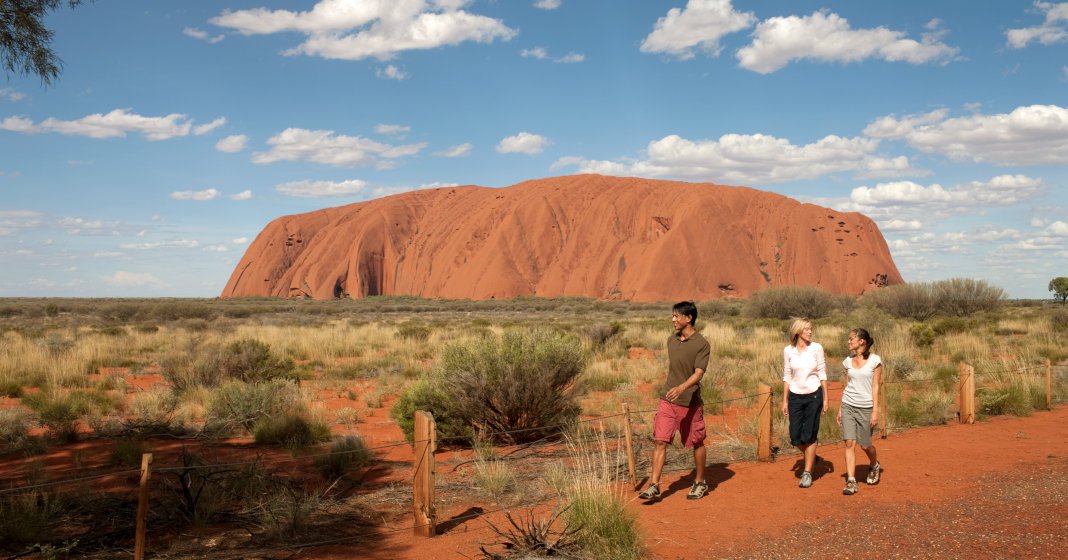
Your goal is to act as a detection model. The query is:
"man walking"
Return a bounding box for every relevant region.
[638,301,711,501]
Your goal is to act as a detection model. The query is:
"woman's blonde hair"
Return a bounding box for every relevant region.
[787,317,812,346]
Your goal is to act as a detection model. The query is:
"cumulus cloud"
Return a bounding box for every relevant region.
[275,179,368,197]
[210,0,516,61]
[554,52,585,63]
[93,251,125,258]
[640,0,755,59]
[880,219,923,232]
[376,64,408,80]
[203,244,229,252]
[865,104,1068,165]
[232,237,249,244]
[534,0,561,9]
[497,132,550,155]
[737,11,959,74]
[0,109,221,140]
[216,134,249,153]
[1048,220,1068,235]
[375,123,411,137]
[119,240,200,250]
[106,271,164,287]
[183,27,225,43]
[435,143,472,157]
[0,210,44,236]
[252,128,426,167]
[230,190,252,201]
[521,47,548,59]
[834,175,1045,224]
[1006,2,1068,48]
[170,188,221,201]
[552,133,917,184]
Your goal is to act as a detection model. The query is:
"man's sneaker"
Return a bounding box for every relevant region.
[843,478,858,495]
[686,480,709,500]
[866,462,882,485]
[638,482,661,501]
[799,471,813,488]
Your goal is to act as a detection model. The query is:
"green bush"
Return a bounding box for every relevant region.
[744,285,839,319]
[568,486,642,560]
[978,385,1032,417]
[391,377,470,444]
[314,435,373,479]
[109,439,146,467]
[862,283,937,320]
[1051,310,1068,333]
[396,321,432,342]
[0,409,34,452]
[217,339,296,382]
[910,323,936,347]
[207,379,304,434]
[931,278,1005,316]
[252,413,331,448]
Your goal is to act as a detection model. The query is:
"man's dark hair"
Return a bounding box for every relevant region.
[672,301,698,327]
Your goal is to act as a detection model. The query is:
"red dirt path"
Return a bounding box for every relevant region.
[316,406,1068,559]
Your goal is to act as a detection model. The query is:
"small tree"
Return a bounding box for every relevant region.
[1050,277,1068,305]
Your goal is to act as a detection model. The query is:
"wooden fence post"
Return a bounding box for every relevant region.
[621,403,637,486]
[959,363,975,424]
[757,383,773,462]
[1047,359,1053,411]
[879,372,888,439]
[134,452,153,560]
[413,410,436,537]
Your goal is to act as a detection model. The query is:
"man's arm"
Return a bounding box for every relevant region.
[665,368,705,402]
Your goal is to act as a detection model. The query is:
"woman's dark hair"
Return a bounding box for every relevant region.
[852,328,874,359]
[672,301,698,327]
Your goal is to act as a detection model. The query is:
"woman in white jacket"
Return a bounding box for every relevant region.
[781,318,827,488]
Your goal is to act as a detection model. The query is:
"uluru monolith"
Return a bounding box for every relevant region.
[222,175,902,301]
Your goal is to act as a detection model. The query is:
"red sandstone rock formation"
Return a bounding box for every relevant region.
[222,175,903,301]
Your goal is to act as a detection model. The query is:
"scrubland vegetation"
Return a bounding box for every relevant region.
[0,279,1065,558]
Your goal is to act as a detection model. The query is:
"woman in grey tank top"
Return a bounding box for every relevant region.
[836,328,883,495]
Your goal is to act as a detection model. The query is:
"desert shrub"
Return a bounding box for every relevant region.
[314,435,373,479]
[109,439,146,467]
[931,278,1005,316]
[862,283,937,320]
[334,406,362,428]
[252,413,331,448]
[745,286,839,319]
[206,379,304,434]
[0,380,24,398]
[216,339,296,382]
[0,409,34,452]
[978,384,1032,417]
[582,322,625,348]
[698,299,741,318]
[889,388,952,428]
[153,301,216,321]
[582,360,629,392]
[133,323,159,334]
[83,356,139,374]
[910,323,936,347]
[391,377,469,443]
[0,490,66,545]
[1050,310,1068,333]
[568,484,642,560]
[23,390,115,443]
[395,321,432,342]
[36,333,74,356]
[437,328,585,444]
[473,458,517,504]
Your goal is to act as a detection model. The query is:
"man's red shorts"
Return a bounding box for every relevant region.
[652,399,706,448]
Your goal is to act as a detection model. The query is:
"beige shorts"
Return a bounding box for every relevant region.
[841,403,873,448]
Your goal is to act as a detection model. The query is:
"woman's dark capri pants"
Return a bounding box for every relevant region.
[788,387,823,446]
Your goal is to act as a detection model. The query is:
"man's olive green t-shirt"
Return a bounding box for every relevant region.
[665,331,711,406]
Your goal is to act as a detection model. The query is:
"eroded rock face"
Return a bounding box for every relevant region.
[222,175,903,301]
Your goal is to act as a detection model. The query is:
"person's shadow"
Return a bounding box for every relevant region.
[640,463,735,503]
[791,455,834,481]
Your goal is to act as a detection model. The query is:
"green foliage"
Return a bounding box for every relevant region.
[1052,310,1068,333]
[582,321,626,348]
[568,486,643,560]
[0,409,35,452]
[977,385,1032,417]
[109,439,146,467]
[252,413,331,449]
[862,284,937,320]
[0,490,65,545]
[930,278,1005,316]
[206,379,304,434]
[744,285,839,319]
[314,435,373,479]
[910,323,936,347]
[1049,277,1068,304]
[22,390,115,443]
[391,377,470,444]
[395,320,432,342]
[162,338,296,392]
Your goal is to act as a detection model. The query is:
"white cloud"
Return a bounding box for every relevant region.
[203,244,229,252]
[376,65,408,80]
[552,132,915,184]
[375,123,411,137]
[170,188,221,201]
[183,27,225,44]
[554,52,585,63]
[193,117,226,135]
[232,237,249,244]
[0,109,214,140]
[252,128,426,167]
[230,190,252,201]
[119,240,200,250]
[521,47,548,59]
[1048,220,1068,235]
[106,271,164,287]
[866,104,1068,165]
[0,210,44,236]
[93,251,125,258]
[497,132,550,155]
[837,175,1045,224]
[1006,2,1068,48]
[737,10,958,74]
[59,216,119,235]
[216,134,249,153]
[640,0,755,60]
[0,87,25,102]
[275,179,368,198]
[880,219,923,232]
[534,0,561,9]
[211,0,516,61]
[435,142,472,157]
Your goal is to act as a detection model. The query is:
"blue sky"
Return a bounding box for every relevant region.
[1,0,1066,299]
